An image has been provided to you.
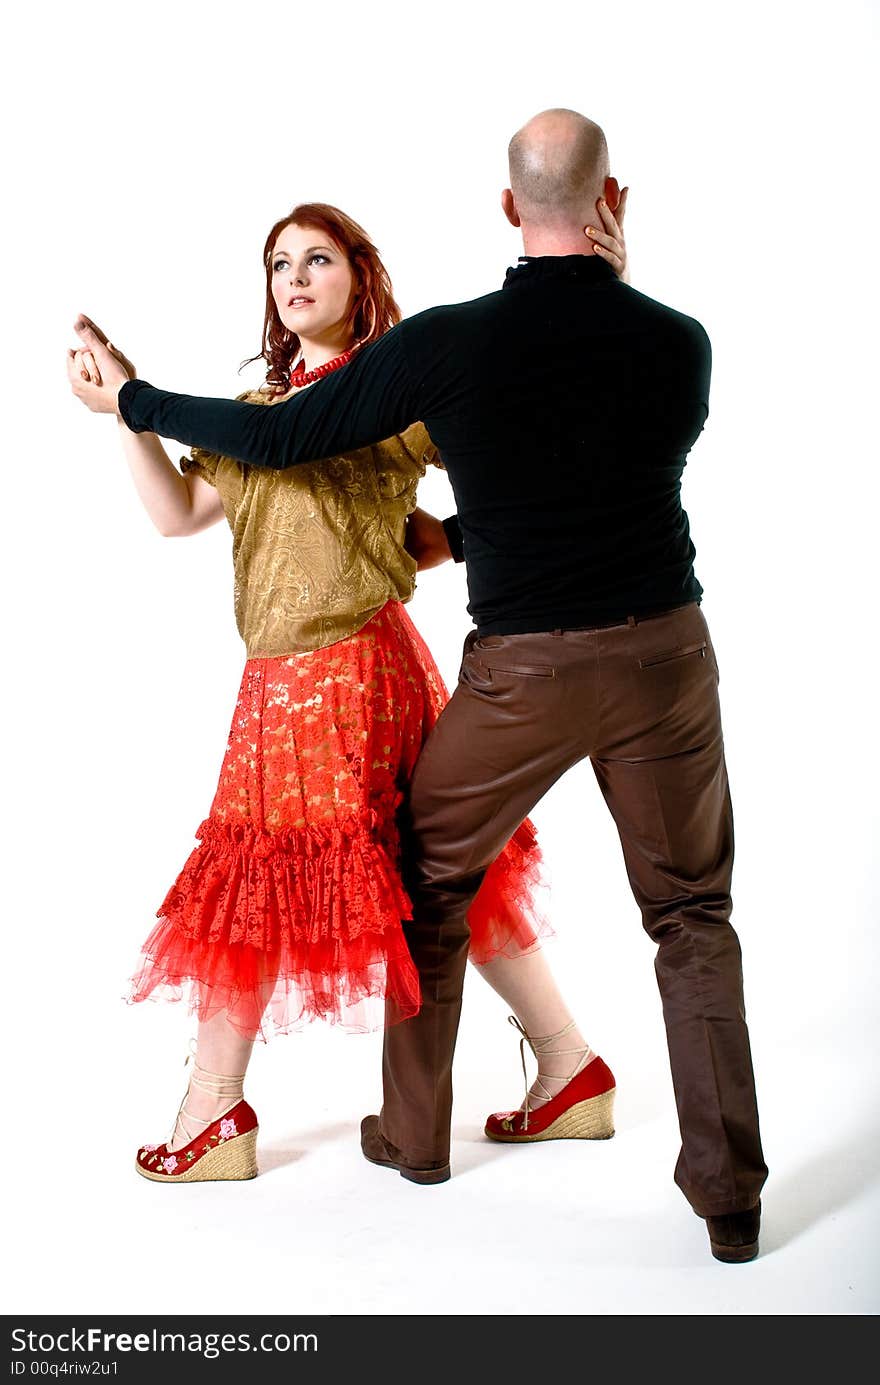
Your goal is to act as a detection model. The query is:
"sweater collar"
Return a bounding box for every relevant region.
[502,254,617,288]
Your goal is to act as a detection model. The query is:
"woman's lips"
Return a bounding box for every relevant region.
[288,297,314,308]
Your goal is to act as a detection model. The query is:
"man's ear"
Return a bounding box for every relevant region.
[602,177,621,212]
[501,188,521,228]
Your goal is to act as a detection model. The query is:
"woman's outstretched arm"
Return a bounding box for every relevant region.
[68,318,224,537]
[116,421,224,537]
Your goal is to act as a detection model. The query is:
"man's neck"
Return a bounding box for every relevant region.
[519,225,592,258]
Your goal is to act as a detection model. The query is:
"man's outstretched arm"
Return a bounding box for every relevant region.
[72,318,423,470]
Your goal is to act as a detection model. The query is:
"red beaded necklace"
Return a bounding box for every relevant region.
[288,341,362,388]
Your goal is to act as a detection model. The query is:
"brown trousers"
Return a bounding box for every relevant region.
[380,603,767,1217]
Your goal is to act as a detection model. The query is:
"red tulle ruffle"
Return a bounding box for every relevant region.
[130,817,420,1036]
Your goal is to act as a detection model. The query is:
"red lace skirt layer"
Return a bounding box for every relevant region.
[129,601,549,1038]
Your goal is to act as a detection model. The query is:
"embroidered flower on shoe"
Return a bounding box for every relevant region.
[141,1143,158,1153]
[162,1155,178,1173]
[219,1118,238,1141]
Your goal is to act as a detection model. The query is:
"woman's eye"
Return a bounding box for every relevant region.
[273,253,330,273]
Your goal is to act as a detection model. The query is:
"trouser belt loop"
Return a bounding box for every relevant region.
[627,615,638,628]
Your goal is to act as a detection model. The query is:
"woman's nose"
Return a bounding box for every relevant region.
[291,266,309,286]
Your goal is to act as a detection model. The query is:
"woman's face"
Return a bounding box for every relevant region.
[271,223,356,347]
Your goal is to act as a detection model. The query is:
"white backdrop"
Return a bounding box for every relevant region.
[3,0,878,1317]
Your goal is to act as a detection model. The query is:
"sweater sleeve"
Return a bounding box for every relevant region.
[118,326,422,471]
[441,514,465,563]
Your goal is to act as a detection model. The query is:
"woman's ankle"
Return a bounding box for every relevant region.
[515,1021,596,1111]
[168,1058,246,1151]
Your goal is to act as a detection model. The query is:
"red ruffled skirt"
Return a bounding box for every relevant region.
[129,602,549,1037]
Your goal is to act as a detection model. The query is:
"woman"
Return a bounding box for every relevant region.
[69,199,627,1182]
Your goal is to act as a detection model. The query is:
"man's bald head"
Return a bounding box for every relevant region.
[507,109,610,226]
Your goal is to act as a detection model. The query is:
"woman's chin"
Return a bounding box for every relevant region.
[281,312,318,335]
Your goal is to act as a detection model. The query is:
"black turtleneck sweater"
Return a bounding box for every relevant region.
[120,256,711,634]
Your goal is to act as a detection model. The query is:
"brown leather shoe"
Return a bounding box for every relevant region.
[360,1119,451,1185]
[359,1115,451,1185]
[705,1200,761,1263]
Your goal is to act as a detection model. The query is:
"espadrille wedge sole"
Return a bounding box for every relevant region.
[485,1087,615,1143]
[136,1124,258,1182]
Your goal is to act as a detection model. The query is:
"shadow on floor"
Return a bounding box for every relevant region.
[759,1123,880,1253]
[257,1119,360,1173]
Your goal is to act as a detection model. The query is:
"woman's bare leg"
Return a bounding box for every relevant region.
[167,1010,255,1151]
[472,948,596,1109]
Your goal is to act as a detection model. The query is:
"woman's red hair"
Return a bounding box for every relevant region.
[247,203,401,388]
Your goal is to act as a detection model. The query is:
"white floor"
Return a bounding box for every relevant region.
[8,954,878,1317]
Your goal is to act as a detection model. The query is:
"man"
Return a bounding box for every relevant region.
[70,108,767,1263]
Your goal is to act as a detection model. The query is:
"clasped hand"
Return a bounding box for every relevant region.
[66,316,134,414]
